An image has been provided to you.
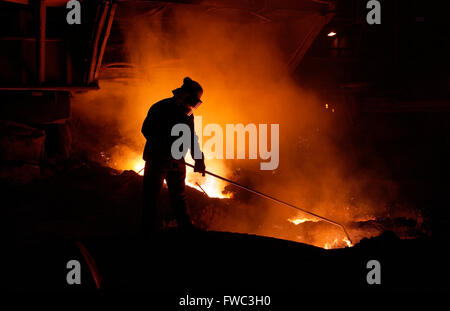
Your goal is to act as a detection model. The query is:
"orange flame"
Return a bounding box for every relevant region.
[287,216,319,225]
[288,215,353,249]
[129,154,231,199]
[134,158,145,176]
[324,237,352,249]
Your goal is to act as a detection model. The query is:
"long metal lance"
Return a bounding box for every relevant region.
[195,182,209,197]
[185,162,352,245]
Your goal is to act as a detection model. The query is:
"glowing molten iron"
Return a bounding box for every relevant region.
[130,156,230,199]
[325,238,352,249]
[287,216,319,225]
[288,216,353,249]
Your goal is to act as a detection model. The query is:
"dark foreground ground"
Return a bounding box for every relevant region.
[7,164,450,297]
[13,230,450,292]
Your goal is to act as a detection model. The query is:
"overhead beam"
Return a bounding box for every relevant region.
[87,1,110,84]
[94,2,118,80]
[287,12,335,71]
[3,0,30,4]
[0,85,100,91]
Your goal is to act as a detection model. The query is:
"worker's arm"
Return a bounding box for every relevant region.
[189,115,205,176]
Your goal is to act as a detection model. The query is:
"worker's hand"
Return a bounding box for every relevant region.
[194,157,206,177]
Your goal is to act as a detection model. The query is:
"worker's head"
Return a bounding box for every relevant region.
[173,77,203,116]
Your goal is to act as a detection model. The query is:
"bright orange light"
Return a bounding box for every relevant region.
[185,154,231,198]
[133,158,145,176]
[288,213,320,225]
[327,31,336,37]
[323,237,353,249]
[287,216,319,225]
[343,237,352,248]
[288,214,353,249]
[128,153,231,198]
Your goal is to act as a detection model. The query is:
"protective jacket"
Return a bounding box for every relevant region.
[142,97,202,168]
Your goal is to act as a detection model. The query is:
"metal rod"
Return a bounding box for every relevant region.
[185,162,352,245]
[195,182,209,197]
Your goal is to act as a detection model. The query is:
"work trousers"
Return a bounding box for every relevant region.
[142,160,191,234]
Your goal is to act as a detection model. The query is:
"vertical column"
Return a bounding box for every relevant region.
[36,0,46,84]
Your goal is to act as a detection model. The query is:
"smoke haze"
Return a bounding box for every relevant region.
[71,7,413,247]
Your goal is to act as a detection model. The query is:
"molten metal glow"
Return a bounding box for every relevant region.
[129,155,231,198]
[185,178,230,198]
[327,31,337,37]
[343,237,353,248]
[287,216,319,225]
[134,158,145,176]
[288,215,353,249]
[324,237,353,249]
[185,154,231,198]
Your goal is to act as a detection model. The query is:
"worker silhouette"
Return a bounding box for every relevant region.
[141,77,206,236]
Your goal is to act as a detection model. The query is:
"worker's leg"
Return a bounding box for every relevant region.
[142,161,165,235]
[166,167,193,230]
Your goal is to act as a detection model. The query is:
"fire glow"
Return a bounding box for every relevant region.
[325,238,352,249]
[126,156,355,249]
[71,8,393,251]
[130,156,231,199]
[287,216,319,225]
[288,215,353,249]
